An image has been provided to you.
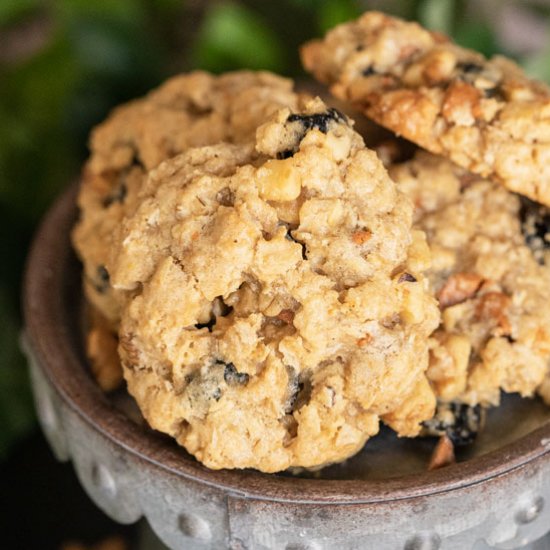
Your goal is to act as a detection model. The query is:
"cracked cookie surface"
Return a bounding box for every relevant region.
[390,151,550,407]
[72,71,302,327]
[114,99,440,472]
[301,11,550,206]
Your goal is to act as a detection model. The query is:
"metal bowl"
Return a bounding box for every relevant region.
[22,184,550,550]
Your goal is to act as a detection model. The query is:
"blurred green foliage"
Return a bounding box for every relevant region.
[0,289,34,459]
[1,0,550,459]
[193,3,286,72]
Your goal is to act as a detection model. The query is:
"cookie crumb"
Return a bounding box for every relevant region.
[86,308,123,392]
[428,434,456,470]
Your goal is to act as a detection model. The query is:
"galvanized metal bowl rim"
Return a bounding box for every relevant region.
[23,183,550,505]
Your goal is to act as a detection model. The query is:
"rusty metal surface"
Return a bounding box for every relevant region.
[22,185,550,549]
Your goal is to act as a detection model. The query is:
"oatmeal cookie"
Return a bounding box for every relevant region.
[72,71,303,326]
[86,306,123,392]
[390,151,550,407]
[301,11,550,205]
[114,99,440,472]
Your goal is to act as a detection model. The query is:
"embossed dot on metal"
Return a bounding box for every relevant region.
[515,496,545,525]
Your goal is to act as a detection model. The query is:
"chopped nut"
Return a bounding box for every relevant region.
[357,334,373,347]
[475,291,511,334]
[276,309,295,324]
[428,434,456,470]
[437,272,484,308]
[215,186,235,207]
[422,49,456,84]
[442,80,482,125]
[257,158,302,202]
[351,229,372,245]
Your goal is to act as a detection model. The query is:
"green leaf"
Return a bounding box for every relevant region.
[0,35,80,222]
[68,20,137,75]
[317,0,361,34]
[147,0,183,10]
[418,0,454,34]
[0,287,35,460]
[192,2,285,73]
[0,0,41,26]
[285,0,326,10]
[454,20,499,58]
[523,45,550,83]
[54,0,146,27]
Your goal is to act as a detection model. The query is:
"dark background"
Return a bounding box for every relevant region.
[1,1,550,548]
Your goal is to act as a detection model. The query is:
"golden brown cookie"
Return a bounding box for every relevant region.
[301,11,550,206]
[114,99,440,472]
[390,151,550,407]
[86,306,123,392]
[73,71,303,326]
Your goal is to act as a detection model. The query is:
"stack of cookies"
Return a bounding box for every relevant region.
[72,12,550,473]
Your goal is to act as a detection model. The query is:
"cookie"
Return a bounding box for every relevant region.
[390,151,550,407]
[114,98,440,472]
[301,11,550,206]
[72,71,303,326]
[86,306,123,392]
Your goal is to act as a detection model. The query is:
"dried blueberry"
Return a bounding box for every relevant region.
[283,224,295,241]
[287,108,345,135]
[455,61,503,99]
[457,61,484,74]
[102,183,127,208]
[280,108,346,159]
[520,196,550,264]
[195,318,216,332]
[287,372,312,413]
[398,272,417,283]
[422,402,484,447]
[129,150,143,169]
[195,297,233,331]
[98,265,109,282]
[93,265,110,293]
[219,361,250,386]
[212,387,222,401]
[215,187,235,207]
[276,149,294,160]
[284,228,307,260]
[482,86,503,100]
[284,366,300,413]
[362,66,377,77]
